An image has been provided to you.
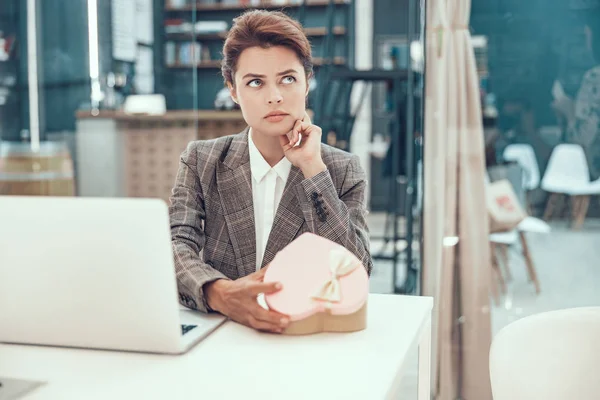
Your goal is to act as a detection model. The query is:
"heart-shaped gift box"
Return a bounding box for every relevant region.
[263,232,369,335]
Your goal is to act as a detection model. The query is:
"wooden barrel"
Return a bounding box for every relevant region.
[0,141,75,196]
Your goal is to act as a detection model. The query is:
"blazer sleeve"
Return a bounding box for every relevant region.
[169,142,231,313]
[295,154,373,275]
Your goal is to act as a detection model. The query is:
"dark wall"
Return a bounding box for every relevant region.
[0,0,22,141]
[470,0,594,129]
[372,0,594,133]
[373,0,418,37]
[1,0,91,141]
[38,0,91,134]
[98,0,113,84]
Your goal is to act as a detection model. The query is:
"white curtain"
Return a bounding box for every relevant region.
[423,0,493,399]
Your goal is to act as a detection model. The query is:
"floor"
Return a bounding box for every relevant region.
[365,213,600,399]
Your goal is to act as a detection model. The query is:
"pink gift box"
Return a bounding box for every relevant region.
[264,233,369,335]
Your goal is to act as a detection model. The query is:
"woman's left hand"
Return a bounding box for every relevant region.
[279,112,327,179]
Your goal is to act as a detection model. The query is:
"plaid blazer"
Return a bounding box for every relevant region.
[169,128,373,312]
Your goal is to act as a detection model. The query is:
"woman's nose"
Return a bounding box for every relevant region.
[267,89,283,104]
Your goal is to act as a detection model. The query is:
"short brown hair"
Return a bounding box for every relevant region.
[221,10,313,87]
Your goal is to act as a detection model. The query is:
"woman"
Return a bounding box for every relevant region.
[169,10,373,334]
[554,7,600,179]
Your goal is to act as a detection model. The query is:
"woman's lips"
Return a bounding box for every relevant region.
[264,114,288,123]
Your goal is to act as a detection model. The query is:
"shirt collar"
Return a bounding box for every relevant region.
[248,128,292,183]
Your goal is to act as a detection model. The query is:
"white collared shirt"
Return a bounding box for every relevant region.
[248,129,292,271]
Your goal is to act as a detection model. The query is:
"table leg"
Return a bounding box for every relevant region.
[418,318,432,400]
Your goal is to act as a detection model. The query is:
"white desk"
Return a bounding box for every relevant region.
[0,294,433,400]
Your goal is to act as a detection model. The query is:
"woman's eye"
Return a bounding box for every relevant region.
[248,79,262,88]
[282,76,296,84]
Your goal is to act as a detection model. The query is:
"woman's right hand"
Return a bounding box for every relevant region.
[205,268,290,333]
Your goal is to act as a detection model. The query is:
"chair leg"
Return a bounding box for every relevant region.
[489,244,501,305]
[525,191,533,216]
[490,268,500,306]
[571,195,581,224]
[519,231,541,294]
[572,195,590,230]
[490,243,506,295]
[559,194,570,219]
[543,193,559,221]
[498,244,512,281]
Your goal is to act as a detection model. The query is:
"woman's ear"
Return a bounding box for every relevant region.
[305,74,313,97]
[227,82,239,104]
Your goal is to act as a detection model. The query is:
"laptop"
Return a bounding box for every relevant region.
[0,196,227,354]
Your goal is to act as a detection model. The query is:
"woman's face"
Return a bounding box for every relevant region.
[229,45,309,138]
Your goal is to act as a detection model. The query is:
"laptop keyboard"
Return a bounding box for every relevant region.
[181,324,197,335]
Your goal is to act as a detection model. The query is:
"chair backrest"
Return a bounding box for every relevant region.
[541,144,590,190]
[503,144,540,190]
[490,307,600,400]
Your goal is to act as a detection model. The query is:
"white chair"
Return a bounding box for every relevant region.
[517,216,551,233]
[486,167,548,301]
[490,307,600,400]
[503,144,540,191]
[489,216,548,300]
[541,144,600,228]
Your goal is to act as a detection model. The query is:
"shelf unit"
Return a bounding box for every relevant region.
[156,0,355,110]
[164,26,346,41]
[164,0,350,12]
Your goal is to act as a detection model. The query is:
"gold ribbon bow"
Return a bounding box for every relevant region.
[311,248,359,303]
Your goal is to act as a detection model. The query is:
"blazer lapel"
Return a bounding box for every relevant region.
[261,166,306,268]
[216,129,257,277]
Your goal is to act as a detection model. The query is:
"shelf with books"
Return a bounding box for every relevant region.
[164,26,346,41]
[164,0,350,12]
